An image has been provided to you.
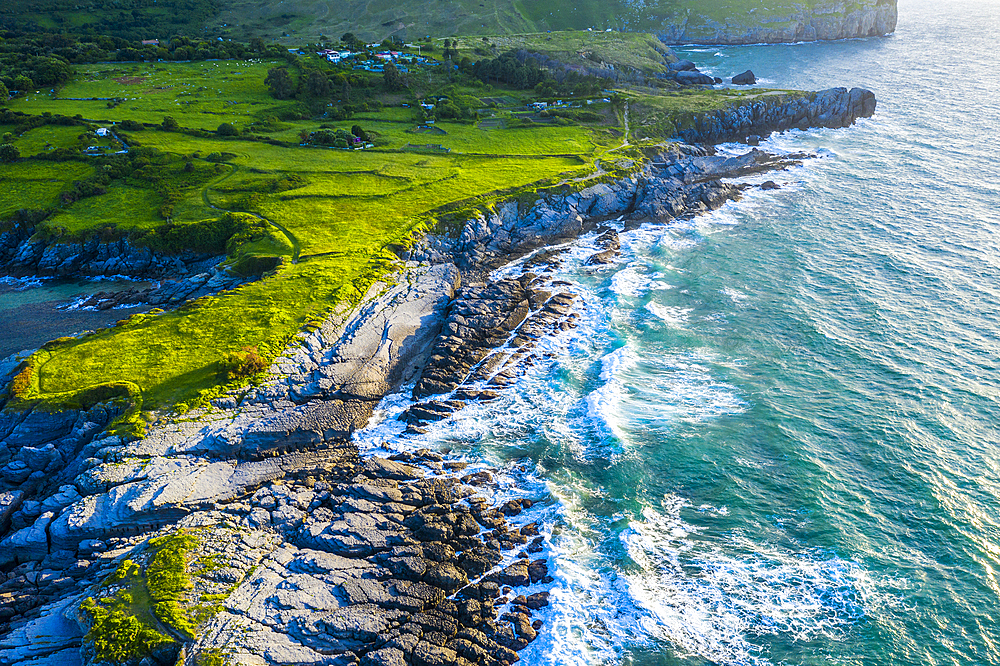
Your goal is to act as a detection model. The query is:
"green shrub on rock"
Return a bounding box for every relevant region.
[220,346,268,380]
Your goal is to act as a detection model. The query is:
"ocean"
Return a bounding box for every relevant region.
[3,0,998,662]
[358,0,1000,664]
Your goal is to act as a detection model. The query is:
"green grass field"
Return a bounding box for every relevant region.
[464,30,676,74]
[0,161,95,219]
[2,52,778,428]
[5,58,620,420]
[8,60,288,131]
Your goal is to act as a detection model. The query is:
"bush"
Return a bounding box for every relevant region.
[219,346,268,380]
[216,122,238,136]
[161,116,179,131]
[119,119,143,131]
[82,606,172,663]
[9,362,33,398]
[0,144,20,162]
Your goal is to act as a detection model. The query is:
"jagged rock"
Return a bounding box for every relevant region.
[732,69,756,85]
[527,559,549,584]
[676,70,716,85]
[492,562,530,588]
[524,592,550,610]
[363,647,407,666]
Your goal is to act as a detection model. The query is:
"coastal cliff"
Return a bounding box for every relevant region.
[0,89,876,666]
[652,0,898,44]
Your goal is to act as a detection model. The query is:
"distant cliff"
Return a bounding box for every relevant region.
[649,0,898,45]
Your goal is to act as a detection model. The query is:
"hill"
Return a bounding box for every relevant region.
[212,0,897,44]
[1,0,897,45]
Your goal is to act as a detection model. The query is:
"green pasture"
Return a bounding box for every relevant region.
[12,91,608,418]
[0,161,94,219]
[4,56,778,425]
[11,125,90,156]
[8,60,290,130]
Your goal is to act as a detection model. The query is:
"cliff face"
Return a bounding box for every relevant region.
[651,0,898,45]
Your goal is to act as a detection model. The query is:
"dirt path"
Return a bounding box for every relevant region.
[553,101,631,187]
[202,165,302,264]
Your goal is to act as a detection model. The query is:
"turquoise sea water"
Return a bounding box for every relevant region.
[360,0,1000,664]
[0,277,149,359]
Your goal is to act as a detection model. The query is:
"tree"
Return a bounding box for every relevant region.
[304,69,332,99]
[217,122,238,136]
[13,75,33,93]
[161,116,179,131]
[341,32,363,50]
[265,67,295,100]
[0,144,20,163]
[383,62,403,91]
[249,37,265,53]
[0,82,8,103]
[351,125,367,141]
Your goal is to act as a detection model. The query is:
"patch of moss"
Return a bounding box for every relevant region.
[81,530,211,665]
[146,531,199,639]
[196,649,227,666]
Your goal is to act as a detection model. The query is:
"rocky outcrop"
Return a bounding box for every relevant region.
[62,268,247,312]
[0,222,212,279]
[676,87,877,144]
[408,142,817,274]
[655,0,897,45]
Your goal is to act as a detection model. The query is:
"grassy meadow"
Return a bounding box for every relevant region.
[462,30,676,74]
[3,57,621,422]
[1,44,776,428]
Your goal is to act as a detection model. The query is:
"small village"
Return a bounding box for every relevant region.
[313,44,437,74]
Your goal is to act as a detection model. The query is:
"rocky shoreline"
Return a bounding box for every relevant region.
[0,89,877,666]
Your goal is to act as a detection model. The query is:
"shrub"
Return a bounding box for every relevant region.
[216,122,238,136]
[219,346,268,380]
[0,144,19,162]
[161,116,179,131]
[9,362,33,398]
[82,606,171,663]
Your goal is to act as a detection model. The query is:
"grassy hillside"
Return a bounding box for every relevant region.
[1,0,892,44]
[454,31,676,75]
[0,36,790,430]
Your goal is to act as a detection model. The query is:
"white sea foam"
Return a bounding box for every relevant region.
[58,296,96,311]
[624,352,748,427]
[645,302,692,327]
[722,286,750,304]
[616,496,880,665]
[0,275,47,290]
[584,346,637,446]
[608,266,672,297]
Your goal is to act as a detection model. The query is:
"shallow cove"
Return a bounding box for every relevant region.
[0,278,149,359]
[357,0,1000,664]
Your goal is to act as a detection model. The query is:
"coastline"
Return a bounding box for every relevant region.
[0,89,876,666]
